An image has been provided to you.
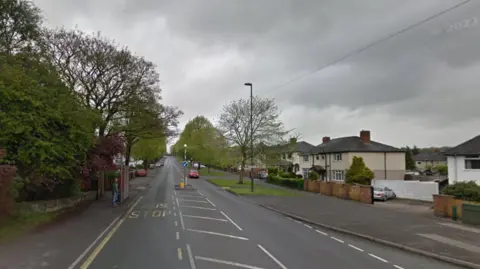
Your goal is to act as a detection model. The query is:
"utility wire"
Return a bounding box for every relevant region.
[260,0,472,96]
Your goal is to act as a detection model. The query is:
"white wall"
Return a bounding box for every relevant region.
[447,156,480,184]
[372,179,439,202]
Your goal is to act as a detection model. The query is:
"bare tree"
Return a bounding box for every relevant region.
[217,96,290,183]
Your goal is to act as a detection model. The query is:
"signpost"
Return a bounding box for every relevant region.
[183,160,188,187]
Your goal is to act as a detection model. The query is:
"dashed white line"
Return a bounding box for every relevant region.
[179,199,209,204]
[162,211,166,217]
[175,221,178,227]
[186,244,196,269]
[205,198,216,207]
[315,229,327,236]
[220,211,243,231]
[177,248,183,260]
[330,236,344,243]
[187,229,249,241]
[294,220,302,224]
[178,195,204,199]
[368,253,388,263]
[182,215,228,222]
[176,232,180,240]
[180,205,216,211]
[348,244,364,252]
[304,224,312,229]
[179,212,185,230]
[176,197,180,208]
[195,256,265,269]
[393,265,405,269]
[197,191,205,196]
[257,245,288,269]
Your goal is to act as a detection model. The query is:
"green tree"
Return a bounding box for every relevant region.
[412,145,420,155]
[217,96,289,183]
[131,136,166,168]
[345,156,374,185]
[405,146,416,170]
[435,164,448,175]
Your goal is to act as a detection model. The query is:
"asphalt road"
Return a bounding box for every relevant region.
[78,157,464,269]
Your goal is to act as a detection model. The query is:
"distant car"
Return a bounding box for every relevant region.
[259,171,268,179]
[373,186,396,201]
[188,170,199,179]
[136,169,147,177]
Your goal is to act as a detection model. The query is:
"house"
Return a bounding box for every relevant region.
[412,152,446,169]
[310,130,405,181]
[278,139,315,178]
[445,135,480,185]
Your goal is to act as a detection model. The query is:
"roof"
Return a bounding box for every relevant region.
[412,152,446,162]
[445,135,480,156]
[311,136,403,154]
[278,141,315,154]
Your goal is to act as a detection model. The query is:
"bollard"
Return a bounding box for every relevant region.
[180,178,185,188]
[452,205,457,221]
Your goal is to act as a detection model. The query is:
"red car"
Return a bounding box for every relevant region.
[188,170,199,179]
[136,169,147,177]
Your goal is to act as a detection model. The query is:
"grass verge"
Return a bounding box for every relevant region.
[208,178,298,196]
[199,170,225,177]
[0,209,56,242]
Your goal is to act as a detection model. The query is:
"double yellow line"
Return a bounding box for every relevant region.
[79,196,143,269]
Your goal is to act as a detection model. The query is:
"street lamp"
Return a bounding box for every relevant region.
[184,144,188,186]
[244,82,254,192]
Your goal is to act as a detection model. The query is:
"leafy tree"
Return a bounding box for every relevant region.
[345,156,374,185]
[131,136,166,168]
[308,170,319,180]
[405,146,416,170]
[217,96,289,183]
[412,145,420,155]
[435,164,448,175]
[0,0,42,54]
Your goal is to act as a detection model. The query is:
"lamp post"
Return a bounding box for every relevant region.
[244,82,254,192]
[184,144,188,186]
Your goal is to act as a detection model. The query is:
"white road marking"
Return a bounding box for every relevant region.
[182,215,228,222]
[393,265,405,269]
[197,191,205,196]
[176,232,180,240]
[368,253,388,263]
[177,248,183,260]
[179,195,204,199]
[179,211,186,230]
[174,212,177,216]
[315,229,327,236]
[348,244,364,252]
[205,198,216,207]
[304,224,312,229]
[186,244,196,269]
[175,221,178,227]
[287,217,293,221]
[294,220,302,224]
[221,211,243,231]
[162,211,166,217]
[179,199,209,204]
[67,216,120,269]
[172,194,175,200]
[195,256,265,269]
[180,205,216,211]
[176,197,180,208]
[187,229,249,240]
[173,206,176,210]
[330,237,344,243]
[257,245,287,269]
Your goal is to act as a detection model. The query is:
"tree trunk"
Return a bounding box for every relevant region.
[239,158,246,184]
[124,143,132,167]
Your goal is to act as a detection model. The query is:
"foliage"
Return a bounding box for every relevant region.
[345,156,374,185]
[131,136,166,166]
[85,134,125,173]
[0,0,42,54]
[217,96,290,183]
[0,161,17,219]
[405,146,416,170]
[308,171,319,180]
[267,175,303,190]
[435,164,448,175]
[442,181,480,202]
[267,167,279,175]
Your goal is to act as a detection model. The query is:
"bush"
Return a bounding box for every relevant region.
[267,175,303,190]
[136,164,143,169]
[345,156,374,185]
[442,181,480,202]
[435,164,448,176]
[308,171,319,180]
[267,167,278,175]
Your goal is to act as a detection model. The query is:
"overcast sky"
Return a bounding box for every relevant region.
[34,0,480,148]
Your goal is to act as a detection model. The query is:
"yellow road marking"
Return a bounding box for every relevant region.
[80,196,143,269]
[177,248,183,260]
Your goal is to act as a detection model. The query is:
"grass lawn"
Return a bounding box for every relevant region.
[199,169,225,177]
[208,178,298,196]
[0,209,56,242]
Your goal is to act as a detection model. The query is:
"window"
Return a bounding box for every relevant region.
[465,159,480,169]
[417,161,421,165]
[332,170,344,181]
[321,155,325,160]
[316,155,319,160]
[334,153,342,161]
[303,155,309,162]
[302,168,309,178]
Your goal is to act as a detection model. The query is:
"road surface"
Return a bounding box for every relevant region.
[76,157,463,269]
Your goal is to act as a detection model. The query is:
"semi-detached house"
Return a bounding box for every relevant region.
[279,140,315,178]
[310,130,406,181]
[445,134,480,185]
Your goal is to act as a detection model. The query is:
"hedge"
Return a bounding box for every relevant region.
[267,175,303,190]
[442,181,480,202]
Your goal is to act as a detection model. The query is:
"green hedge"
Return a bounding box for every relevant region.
[442,181,480,202]
[267,175,303,189]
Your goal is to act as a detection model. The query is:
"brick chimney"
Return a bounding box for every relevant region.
[322,136,330,144]
[360,130,371,143]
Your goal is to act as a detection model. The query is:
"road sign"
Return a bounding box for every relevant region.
[182,161,188,167]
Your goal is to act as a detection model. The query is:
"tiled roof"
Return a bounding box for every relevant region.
[412,152,446,162]
[311,136,403,154]
[278,141,315,154]
[445,135,480,156]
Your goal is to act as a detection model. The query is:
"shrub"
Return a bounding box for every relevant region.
[435,164,448,176]
[308,171,319,180]
[267,167,278,175]
[442,181,480,202]
[136,164,144,169]
[345,156,374,185]
[267,175,303,189]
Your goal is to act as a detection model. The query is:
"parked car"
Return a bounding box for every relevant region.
[188,169,199,179]
[259,171,268,179]
[136,169,147,177]
[373,186,396,201]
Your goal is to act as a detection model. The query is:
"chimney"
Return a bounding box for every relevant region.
[322,136,330,144]
[360,130,371,143]
[289,137,297,144]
